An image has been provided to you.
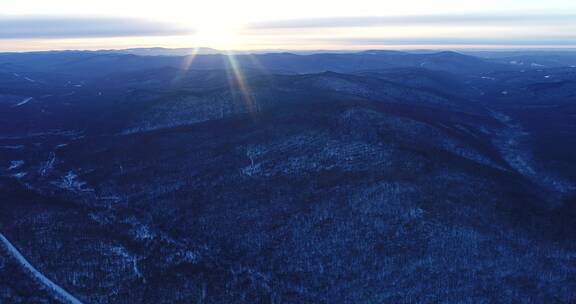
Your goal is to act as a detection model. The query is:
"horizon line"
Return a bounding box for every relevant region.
[3,46,576,54]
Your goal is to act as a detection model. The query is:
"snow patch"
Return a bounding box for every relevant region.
[108,245,145,282]
[13,97,33,107]
[491,111,575,197]
[39,152,56,176]
[441,140,500,169]
[11,172,27,179]
[0,145,24,150]
[8,160,24,170]
[56,171,92,193]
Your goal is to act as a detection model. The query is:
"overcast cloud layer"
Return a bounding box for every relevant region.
[248,14,576,29]
[0,16,194,39]
[318,37,576,46]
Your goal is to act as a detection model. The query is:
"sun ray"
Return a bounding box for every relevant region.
[181,47,200,71]
[170,47,200,88]
[225,51,258,114]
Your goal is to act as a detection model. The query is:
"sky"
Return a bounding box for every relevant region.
[1,0,576,51]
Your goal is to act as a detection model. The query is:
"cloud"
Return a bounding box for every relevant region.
[248,14,576,29]
[243,14,576,47]
[318,37,576,46]
[0,16,195,39]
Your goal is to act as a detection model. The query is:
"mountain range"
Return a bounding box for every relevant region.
[1,49,575,303]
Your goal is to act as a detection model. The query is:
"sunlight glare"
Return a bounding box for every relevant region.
[225,52,257,113]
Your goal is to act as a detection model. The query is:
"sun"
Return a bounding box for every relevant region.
[181,16,243,49]
[195,28,239,49]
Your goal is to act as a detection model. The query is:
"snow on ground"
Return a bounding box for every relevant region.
[108,245,145,282]
[8,160,24,170]
[491,111,575,198]
[11,172,27,179]
[11,73,37,83]
[55,171,92,193]
[39,152,56,176]
[0,145,24,150]
[13,97,33,107]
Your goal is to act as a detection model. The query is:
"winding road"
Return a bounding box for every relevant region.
[0,232,83,304]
